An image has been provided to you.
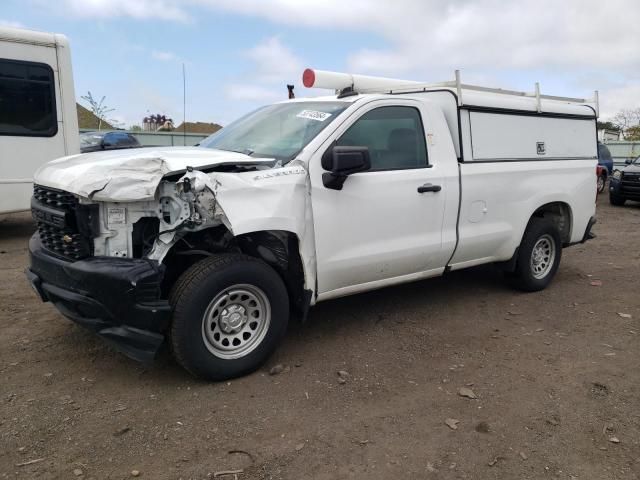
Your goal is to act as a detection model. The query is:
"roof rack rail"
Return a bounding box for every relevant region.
[361,70,599,113]
[302,68,599,116]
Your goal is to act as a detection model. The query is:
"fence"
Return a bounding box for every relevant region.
[79,129,209,147]
[78,131,640,166]
[602,141,640,167]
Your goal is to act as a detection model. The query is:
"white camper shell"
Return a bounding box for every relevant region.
[0,27,79,214]
[26,68,598,381]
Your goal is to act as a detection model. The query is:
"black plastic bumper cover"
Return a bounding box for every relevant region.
[610,176,640,201]
[26,234,171,362]
[581,216,597,243]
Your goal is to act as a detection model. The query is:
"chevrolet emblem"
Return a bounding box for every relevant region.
[62,234,73,244]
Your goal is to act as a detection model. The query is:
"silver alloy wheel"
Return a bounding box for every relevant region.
[597,175,605,192]
[201,284,271,360]
[530,234,556,279]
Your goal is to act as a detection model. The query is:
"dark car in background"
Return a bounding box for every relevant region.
[597,141,614,175]
[609,156,640,206]
[80,131,141,153]
[597,165,607,193]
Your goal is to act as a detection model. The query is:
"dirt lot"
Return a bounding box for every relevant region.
[1,195,639,480]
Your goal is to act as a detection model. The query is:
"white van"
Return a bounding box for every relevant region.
[0,26,79,214]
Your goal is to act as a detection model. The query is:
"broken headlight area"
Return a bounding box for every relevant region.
[132,217,160,259]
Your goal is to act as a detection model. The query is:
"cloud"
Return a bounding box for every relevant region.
[599,84,640,120]
[0,19,25,28]
[194,0,640,72]
[199,0,640,116]
[222,36,304,104]
[34,0,191,22]
[244,36,302,83]
[151,50,179,62]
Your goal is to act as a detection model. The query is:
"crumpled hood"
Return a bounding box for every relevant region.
[33,147,273,202]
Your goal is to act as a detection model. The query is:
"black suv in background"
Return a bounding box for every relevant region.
[80,131,141,153]
[609,156,640,206]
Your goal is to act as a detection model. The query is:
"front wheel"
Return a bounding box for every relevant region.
[597,174,606,193]
[510,218,562,292]
[170,254,289,381]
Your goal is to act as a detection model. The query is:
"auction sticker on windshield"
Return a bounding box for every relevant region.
[297,110,332,122]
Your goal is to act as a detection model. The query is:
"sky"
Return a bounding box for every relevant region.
[1,0,639,128]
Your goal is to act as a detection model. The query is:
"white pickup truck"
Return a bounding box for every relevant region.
[26,69,598,380]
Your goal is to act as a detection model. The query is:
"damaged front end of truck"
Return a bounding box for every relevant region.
[26,150,316,362]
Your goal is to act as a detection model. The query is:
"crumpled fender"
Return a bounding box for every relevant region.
[178,164,318,298]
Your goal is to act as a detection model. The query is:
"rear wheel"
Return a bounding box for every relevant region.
[170,254,289,381]
[610,194,626,206]
[597,174,606,193]
[510,218,562,292]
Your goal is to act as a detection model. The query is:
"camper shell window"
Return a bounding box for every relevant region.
[0,58,57,137]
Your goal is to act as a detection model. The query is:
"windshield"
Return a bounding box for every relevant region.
[199,101,349,162]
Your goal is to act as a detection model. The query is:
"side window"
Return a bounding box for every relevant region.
[104,132,129,147]
[102,132,116,146]
[336,106,428,171]
[114,133,130,146]
[0,59,57,137]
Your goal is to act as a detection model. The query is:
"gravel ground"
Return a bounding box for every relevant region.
[1,194,639,480]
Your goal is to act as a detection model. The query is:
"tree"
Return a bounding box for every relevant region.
[625,125,640,141]
[596,120,620,132]
[129,125,143,132]
[612,108,640,134]
[80,91,115,131]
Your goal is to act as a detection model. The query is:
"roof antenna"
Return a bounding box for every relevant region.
[287,84,295,99]
[182,62,187,145]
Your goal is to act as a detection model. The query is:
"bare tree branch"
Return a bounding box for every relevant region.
[80,92,116,130]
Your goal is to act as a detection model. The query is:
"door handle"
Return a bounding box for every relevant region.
[417,183,442,193]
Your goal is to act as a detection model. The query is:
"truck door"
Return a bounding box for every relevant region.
[309,99,455,299]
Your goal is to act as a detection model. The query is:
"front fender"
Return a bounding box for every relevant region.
[211,165,318,302]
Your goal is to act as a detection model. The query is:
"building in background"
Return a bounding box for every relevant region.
[598,129,621,142]
[143,114,174,132]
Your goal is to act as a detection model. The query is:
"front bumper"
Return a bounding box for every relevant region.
[26,234,171,362]
[610,176,640,200]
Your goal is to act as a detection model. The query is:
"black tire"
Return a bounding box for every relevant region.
[510,218,562,292]
[170,254,289,381]
[609,194,626,206]
[597,174,606,194]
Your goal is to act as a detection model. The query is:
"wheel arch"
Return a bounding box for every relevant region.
[528,201,573,245]
[161,225,312,320]
[500,201,573,273]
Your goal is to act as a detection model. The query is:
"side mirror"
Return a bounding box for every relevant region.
[625,158,632,165]
[321,146,371,190]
